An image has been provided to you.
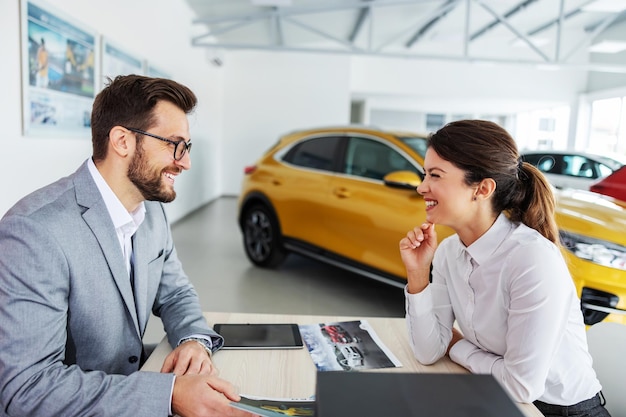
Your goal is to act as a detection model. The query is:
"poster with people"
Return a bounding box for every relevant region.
[21,0,98,138]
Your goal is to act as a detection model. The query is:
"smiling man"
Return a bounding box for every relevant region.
[0,75,251,417]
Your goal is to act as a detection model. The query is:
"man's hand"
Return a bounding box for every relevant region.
[161,340,216,376]
[172,374,257,417]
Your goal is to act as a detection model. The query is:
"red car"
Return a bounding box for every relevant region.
[590,165,626,202]
[320,325,352,344]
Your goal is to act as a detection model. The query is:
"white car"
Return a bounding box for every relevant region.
[520,150,626,190]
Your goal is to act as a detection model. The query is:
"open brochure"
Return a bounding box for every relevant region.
[298,319,402,371]
[230,394,315,417]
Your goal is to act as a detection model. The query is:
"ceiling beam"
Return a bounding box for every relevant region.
[562,9,626,62]
[190,38,626,73]
[473,0,550,62]
[272,7,284,46]
[282,15,363,51]
[470,0,538,41]
[405,0,460,48]
[192,0,440,25]
[348,0,373,43]
[188,0,626,74]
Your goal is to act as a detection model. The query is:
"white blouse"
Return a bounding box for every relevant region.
[405,213,601,405]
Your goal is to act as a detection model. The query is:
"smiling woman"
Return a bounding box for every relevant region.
[400,119,611,416]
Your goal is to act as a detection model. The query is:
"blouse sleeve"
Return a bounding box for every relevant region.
[405,246,456,365]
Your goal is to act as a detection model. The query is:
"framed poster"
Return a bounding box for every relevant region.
[20,0,99,138]
[101,38,144,88]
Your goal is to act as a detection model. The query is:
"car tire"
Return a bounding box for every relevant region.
[242,203,287,268]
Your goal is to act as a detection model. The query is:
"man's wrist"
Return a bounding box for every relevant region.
[179,337,212,357]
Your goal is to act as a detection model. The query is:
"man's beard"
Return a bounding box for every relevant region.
[128,145,177,203]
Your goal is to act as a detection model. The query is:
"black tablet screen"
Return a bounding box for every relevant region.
[213,323,303,349]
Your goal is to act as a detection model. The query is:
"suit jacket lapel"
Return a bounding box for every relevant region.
[131,231,149,335]
[74,161,141,336]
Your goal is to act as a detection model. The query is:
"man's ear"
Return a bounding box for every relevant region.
[108,126,134,158]
[475,178,496,200]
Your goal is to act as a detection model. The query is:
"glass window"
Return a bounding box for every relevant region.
[282,136,341,172]
[400,136,428,159]
[598,164,613,178]
[426,114,446,132]
[537,155,556,172]
[563,155,599,179]
[345,137,418,180]
[589,97,622,154]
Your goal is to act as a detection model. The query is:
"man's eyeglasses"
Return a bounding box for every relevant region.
[125,127,192,161]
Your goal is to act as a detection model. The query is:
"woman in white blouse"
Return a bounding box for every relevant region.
[400,119,610,417]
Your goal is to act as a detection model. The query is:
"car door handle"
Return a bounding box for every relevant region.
[333,187,351,198]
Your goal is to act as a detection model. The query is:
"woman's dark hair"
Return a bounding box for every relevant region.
[90,74,197,162]
[428,119,559,244]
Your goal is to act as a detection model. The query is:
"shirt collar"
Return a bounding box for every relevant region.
[465,213,515,267]
[87,158,145,231]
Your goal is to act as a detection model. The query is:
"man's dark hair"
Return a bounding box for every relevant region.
[91,74,197,162]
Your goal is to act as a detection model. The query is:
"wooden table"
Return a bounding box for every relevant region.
[142,311,543,417]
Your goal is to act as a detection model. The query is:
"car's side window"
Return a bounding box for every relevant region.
[598,164,613,178]
[536,155,556,173]
[563,155,598,178]
[345,137,418,180]
[282,136,341,172]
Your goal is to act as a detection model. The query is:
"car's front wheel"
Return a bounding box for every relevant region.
[242,204,287,267]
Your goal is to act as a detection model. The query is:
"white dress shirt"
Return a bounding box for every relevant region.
[405,213,601,405]
[87,158,145,274]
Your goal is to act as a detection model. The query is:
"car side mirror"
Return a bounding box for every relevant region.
[383,170,422,190]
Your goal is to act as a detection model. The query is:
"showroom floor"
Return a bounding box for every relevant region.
[144,196,406,344]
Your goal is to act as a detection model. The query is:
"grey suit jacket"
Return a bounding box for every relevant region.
[0,161,220,417]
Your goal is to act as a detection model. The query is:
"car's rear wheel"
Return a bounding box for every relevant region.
[242,204,287,267]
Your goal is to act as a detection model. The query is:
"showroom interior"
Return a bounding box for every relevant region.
[3,0,626,413]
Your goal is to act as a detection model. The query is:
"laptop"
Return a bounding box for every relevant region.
[315,371,526,417]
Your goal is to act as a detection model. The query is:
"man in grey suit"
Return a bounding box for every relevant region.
[0,75,253,417]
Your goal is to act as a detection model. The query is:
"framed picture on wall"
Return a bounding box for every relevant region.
[101,38,144,90]
[20,0,99,138]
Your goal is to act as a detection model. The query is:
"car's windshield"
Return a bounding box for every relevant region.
[398,136,428,159]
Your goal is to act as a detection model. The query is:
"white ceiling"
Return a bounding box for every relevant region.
[185,0,626,71]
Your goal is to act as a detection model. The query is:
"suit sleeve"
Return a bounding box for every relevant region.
[148,203,224,351]
[0,214,174,417]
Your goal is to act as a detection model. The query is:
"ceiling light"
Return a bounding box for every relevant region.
[582,0,626,12]
[589,40,626,53]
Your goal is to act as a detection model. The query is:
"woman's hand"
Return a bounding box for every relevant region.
[399,222,438,294]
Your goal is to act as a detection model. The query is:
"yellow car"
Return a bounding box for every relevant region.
[238,126,626,326]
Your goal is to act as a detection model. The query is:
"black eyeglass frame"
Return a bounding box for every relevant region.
[124,127,192,161]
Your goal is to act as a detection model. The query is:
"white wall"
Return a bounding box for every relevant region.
[350,56,588,114]
[0,0,223,221]
[221,50,352,195]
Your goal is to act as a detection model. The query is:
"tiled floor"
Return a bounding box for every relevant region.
[144,196,406,344]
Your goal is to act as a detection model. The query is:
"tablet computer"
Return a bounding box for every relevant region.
[214,323,304,350]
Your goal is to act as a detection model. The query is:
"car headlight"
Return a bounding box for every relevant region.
[560,231,626,271]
